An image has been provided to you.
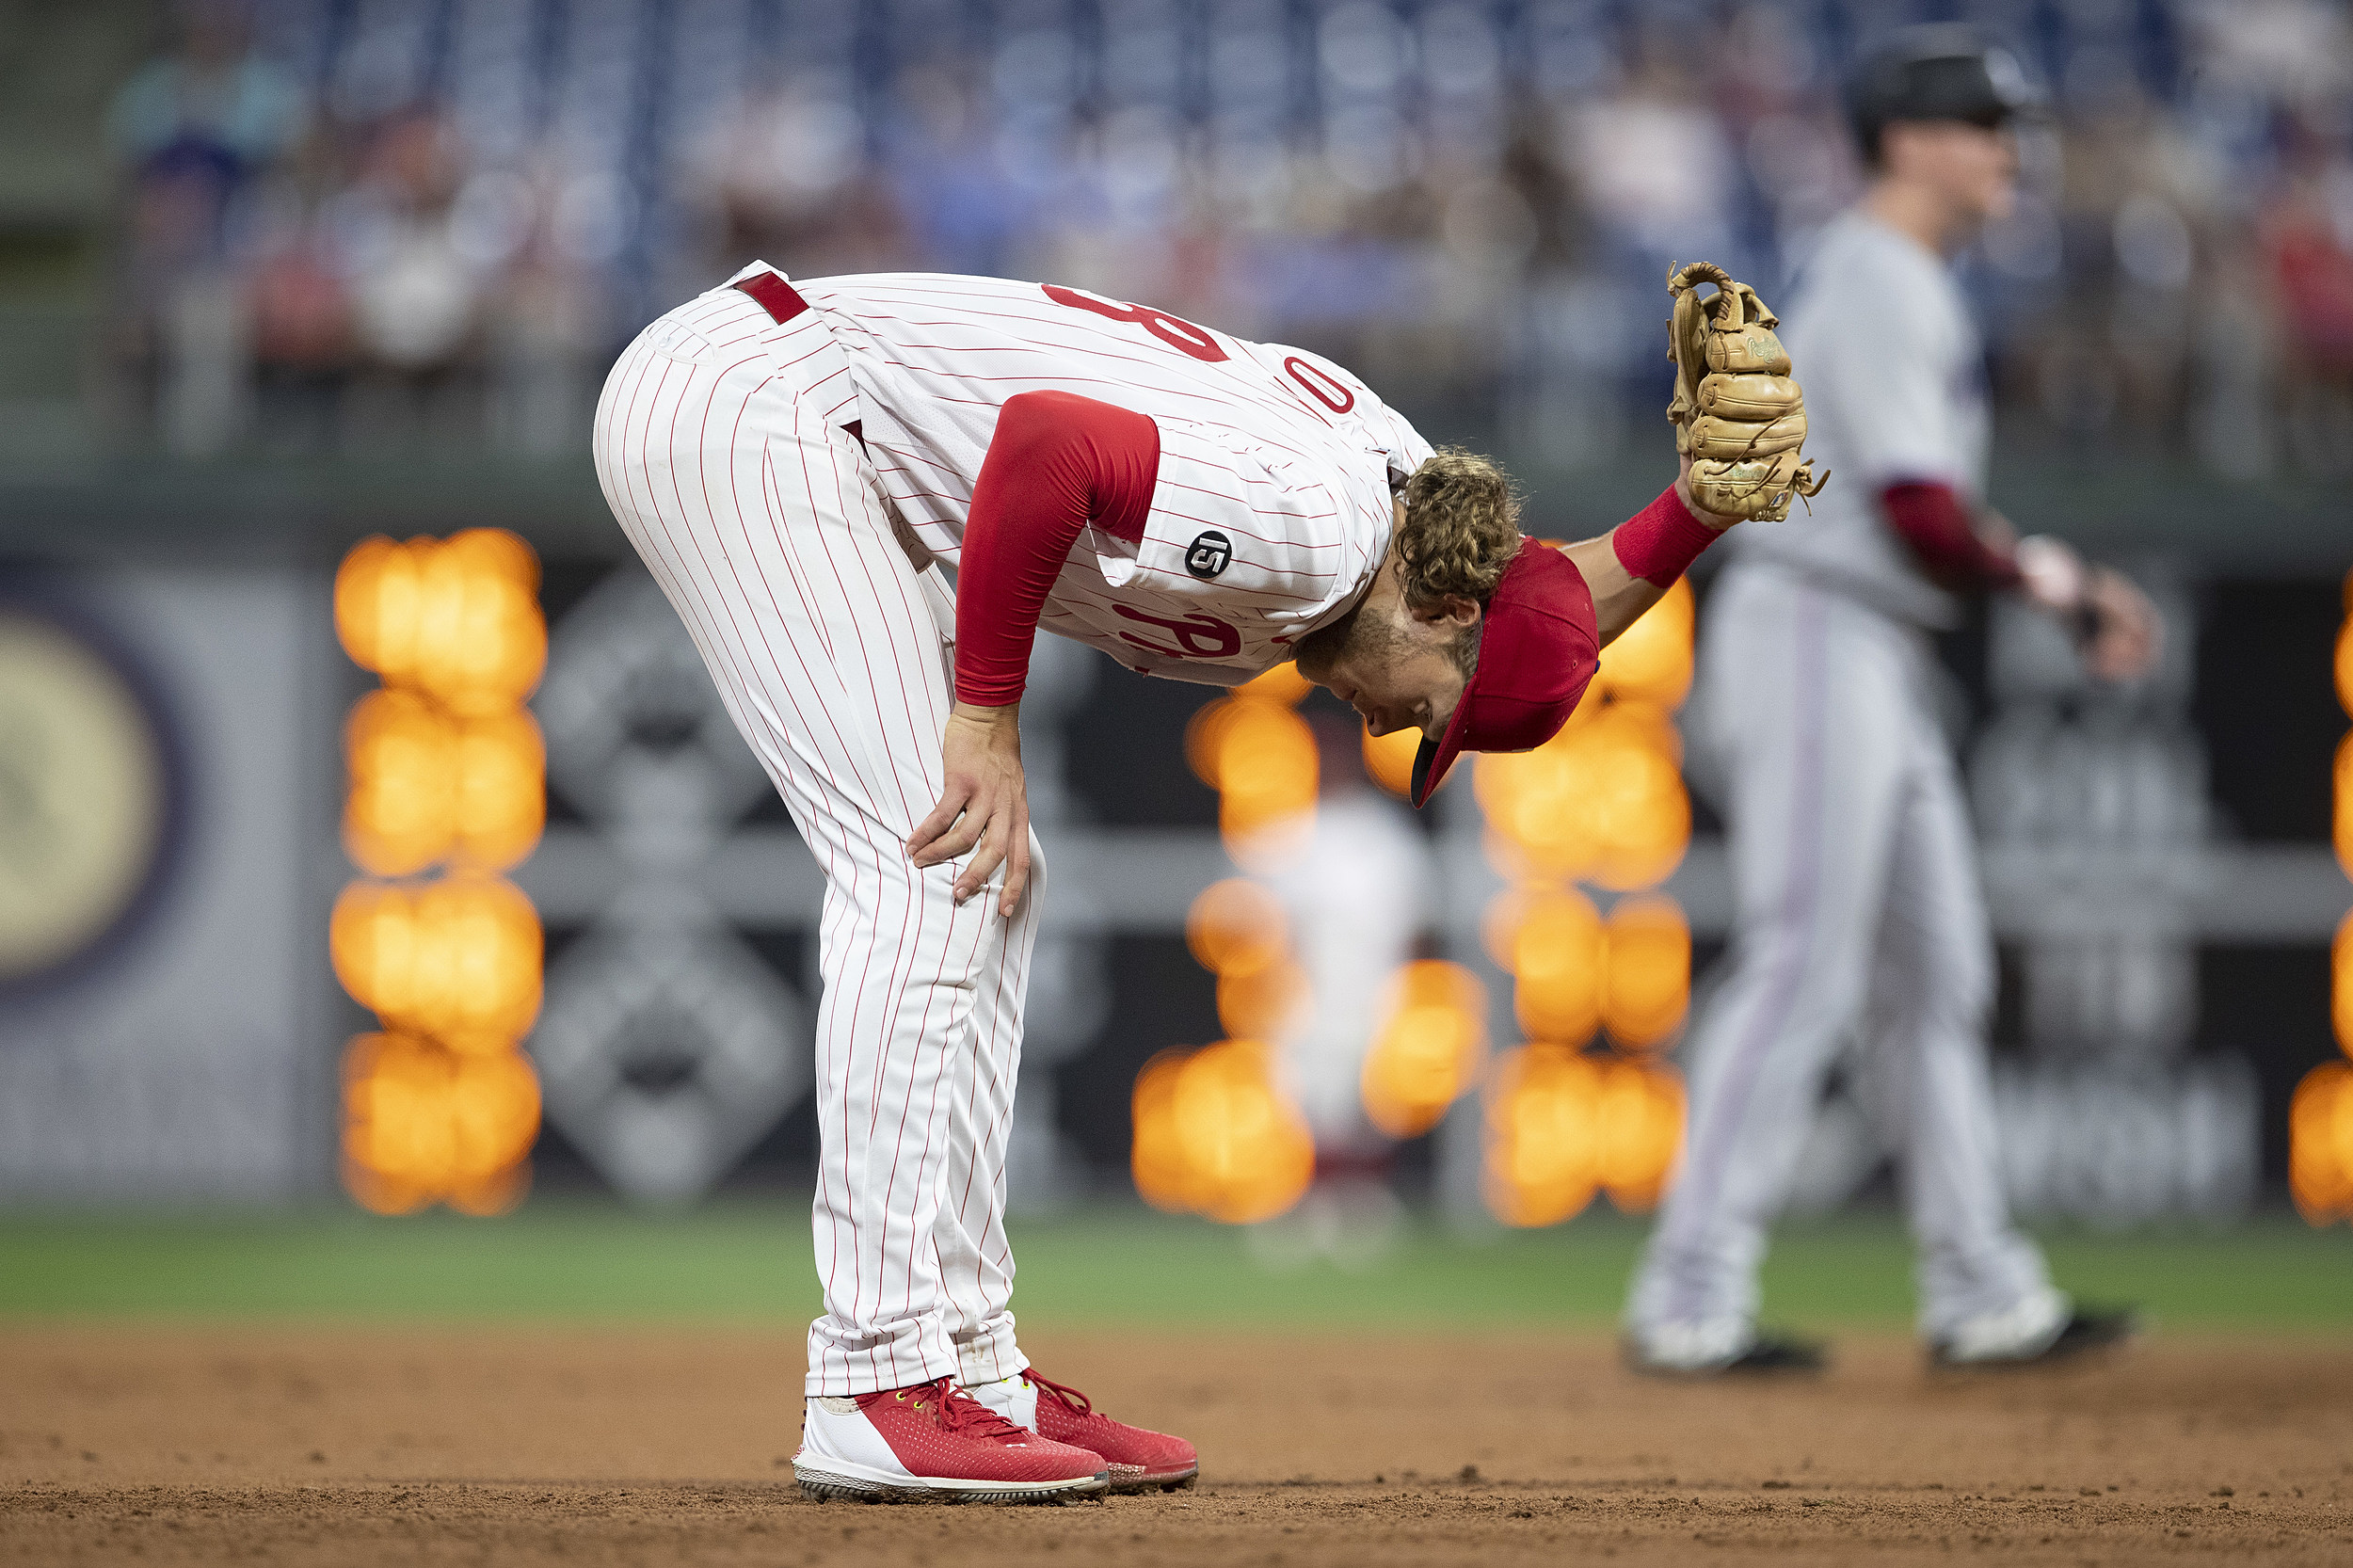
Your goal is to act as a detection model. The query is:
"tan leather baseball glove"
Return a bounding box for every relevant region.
[1664,262,1828,522]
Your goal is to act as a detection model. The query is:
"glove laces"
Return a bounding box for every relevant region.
[1023,1369,1096,1417]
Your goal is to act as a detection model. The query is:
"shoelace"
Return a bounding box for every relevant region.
[891,1377,1032,1443]
[1021,1369,1096,1418]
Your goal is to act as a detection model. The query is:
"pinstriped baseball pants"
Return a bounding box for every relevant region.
[1626,562,2051,1343]
[594,283,1040,1397]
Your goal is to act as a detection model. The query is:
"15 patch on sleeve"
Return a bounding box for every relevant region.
[1185,531,1232,580]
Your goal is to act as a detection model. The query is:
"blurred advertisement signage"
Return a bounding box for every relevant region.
[0,571,317,1200]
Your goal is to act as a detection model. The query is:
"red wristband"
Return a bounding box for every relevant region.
[1611,484,1720,588]
[1881,480,2022,591]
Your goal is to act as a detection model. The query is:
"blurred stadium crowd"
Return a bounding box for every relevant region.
[110,0,2353,476]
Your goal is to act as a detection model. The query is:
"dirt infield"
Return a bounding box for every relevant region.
[4,1326,2348,1565]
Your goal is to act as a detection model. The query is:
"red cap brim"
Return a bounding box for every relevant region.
[1409,711,1471,808]
[1405,539,1600,809]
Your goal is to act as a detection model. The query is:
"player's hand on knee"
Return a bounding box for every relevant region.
[908,701,1032,916]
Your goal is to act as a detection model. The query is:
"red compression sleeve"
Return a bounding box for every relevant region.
[1881,480,2023,591]
[1611,484,1721,587]
[954,390,1159,706]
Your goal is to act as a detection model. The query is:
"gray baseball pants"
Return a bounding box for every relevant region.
[1625,562,2052,1343]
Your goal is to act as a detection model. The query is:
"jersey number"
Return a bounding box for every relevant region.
[1282,355,1355,413]
[1043,284,1229,363]
[1112,604,1241,660]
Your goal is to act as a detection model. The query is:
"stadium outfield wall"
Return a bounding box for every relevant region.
[0,449,2344,1221]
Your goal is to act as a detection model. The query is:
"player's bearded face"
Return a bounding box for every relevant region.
[1293,595,1472,743]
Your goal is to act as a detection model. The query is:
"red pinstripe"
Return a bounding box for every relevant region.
[592,264,1432,1399]
[735,438,920,1353]
[692,376,926,1385]
[792,427,936,1386]
[595,292,1039,1399]
[800,274,1425,544]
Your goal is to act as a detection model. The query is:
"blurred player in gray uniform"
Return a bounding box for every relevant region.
[1624,27,2160,1373]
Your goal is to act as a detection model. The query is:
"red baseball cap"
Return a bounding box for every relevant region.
[1409,538,1599,808]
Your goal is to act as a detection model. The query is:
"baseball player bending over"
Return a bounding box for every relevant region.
[1623,27,2161,1377]
[596,266,1748,1500]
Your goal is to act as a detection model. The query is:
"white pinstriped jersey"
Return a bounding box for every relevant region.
[598,286,1039,1397]
[750,266,1434,686]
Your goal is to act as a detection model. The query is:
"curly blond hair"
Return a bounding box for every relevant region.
[1394,448,1523,612]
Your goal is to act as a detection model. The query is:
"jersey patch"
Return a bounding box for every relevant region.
[1184,530,1234,580]
[792,271,1431,683]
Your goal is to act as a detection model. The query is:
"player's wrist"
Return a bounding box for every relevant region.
[950,698,1023,729]
[1615,482,1724,588]
[2014,536,2085,612]
[1673,467,1741,534]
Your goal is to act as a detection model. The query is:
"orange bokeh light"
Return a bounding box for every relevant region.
[1484,1045,1602,1226]
[330,875,544,1045]
[1217,956,1312,1041]
[1483,1045,1685,1226]
[1193,697,1320,843]
[2291,1059,2353,1225]
[1130,1040,1316,1224]
[337,529,547,715]
[1183,698,1236,787]
[2336,594,2351,718]
[1596,579,1694,710]
[1362,724,1420,798]
[2335,908,2353,1061]
[1361,960,1489,1138]
[1237,661,1313,707]
[1475,701,1689,889]
[1186,877,1289,978]
[1602,893,1691,1049]
[344,689,456,876]
[1590,1055,1687,1212]
[344,693,545,875]
[2297,575,2353,1225]
[1489,886,1605,1045]
[450,708,548,871]
[2336,733,2352,883]
[341,1032,539,1216]
[336,530,545,1222]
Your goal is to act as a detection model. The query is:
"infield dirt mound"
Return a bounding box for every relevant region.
[4,1326,2348,1565]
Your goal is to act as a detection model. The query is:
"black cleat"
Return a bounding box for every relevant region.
[1626,1328,1827,1378]
[1929,1305,2140,1369]
[1723,1331,1829,1373]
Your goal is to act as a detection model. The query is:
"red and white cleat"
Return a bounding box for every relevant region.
[793,1376,1110,1504]
[969,1368,1199,1494]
